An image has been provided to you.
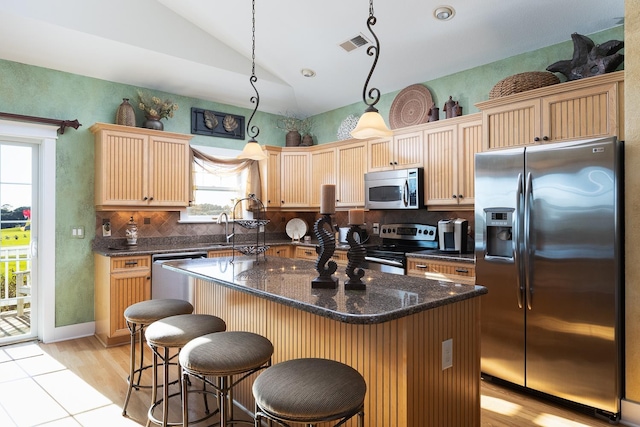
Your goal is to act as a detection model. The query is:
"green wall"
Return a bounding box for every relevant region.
[0,26,623,327]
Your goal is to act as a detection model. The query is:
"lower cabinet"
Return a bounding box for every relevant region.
[294,246,347,265]
[406,257,475,285]
[94,254,151,347]
[208,249,235,258]
[266,245,291,258]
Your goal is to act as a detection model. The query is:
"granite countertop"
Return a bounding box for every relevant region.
[162,256,486,324]
[92,239,350,257]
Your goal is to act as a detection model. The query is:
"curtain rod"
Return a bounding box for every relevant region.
[0,112,81,134]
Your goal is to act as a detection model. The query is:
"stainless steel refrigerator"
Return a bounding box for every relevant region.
[474,136,623,421]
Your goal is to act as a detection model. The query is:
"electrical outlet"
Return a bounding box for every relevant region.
[442,339,453,370]
[102,221,111,237]
[372,222,380,235]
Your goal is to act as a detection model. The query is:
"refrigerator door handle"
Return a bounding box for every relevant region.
[524,172,533,310]
[515,173,524,309]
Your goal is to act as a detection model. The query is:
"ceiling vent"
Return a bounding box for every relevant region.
[339,34,371,53]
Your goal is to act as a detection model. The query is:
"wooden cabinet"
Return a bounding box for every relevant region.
[94,254,151,347]
[477,71,624,150]
[266,245,291,258]
[260,147,282,209]
[367,130,424,172]
[294,246,347,265]
[406,257,475,285]
[280,151,310,208]
[310,147,337,207]
[91,123,192,210]
[424,114,483,210]
[336,141,367,207]
[208,249,235,258]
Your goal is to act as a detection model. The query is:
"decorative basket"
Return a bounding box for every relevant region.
[489,71,560,99]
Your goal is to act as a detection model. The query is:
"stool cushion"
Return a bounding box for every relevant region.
[124,299,193,324]
[252,358,366,423]
[180,331,273,376]
[145,314,226,348]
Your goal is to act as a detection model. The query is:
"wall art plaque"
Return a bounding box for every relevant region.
[191,107,245,139]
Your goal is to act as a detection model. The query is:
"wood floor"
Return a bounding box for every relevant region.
[0,336,618,426]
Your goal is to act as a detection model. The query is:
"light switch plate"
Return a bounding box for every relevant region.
[442,338,453,370]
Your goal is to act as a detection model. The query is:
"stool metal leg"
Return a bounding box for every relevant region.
[123,321,147,416]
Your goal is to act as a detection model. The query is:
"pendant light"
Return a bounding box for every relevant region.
[350,0,392,139]
[238,0,268,160]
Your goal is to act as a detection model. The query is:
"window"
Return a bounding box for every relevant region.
[180,146,251,223]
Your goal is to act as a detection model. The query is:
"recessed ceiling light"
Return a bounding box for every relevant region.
[434,6,455,21]
[301,68,316,78]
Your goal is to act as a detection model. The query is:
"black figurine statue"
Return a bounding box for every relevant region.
[345,225,367,290]
[312,214,339,289]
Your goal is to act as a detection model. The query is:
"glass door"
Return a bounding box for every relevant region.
[0,141,38,344]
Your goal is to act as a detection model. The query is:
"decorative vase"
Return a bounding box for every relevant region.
[126,216,138,246]
[301,134,314,146]
[115,98,136,127]
[143,116,163,131]
[285,130,301,147]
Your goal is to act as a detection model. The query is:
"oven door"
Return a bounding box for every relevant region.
[362,256,405,275]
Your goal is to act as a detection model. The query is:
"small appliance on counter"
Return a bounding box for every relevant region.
[437,218,468,253]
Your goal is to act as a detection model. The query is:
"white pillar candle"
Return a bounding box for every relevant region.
[320,184,336,214]
[349,208,364,225]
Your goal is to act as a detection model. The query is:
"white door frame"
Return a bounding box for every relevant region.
[0,119,56,343]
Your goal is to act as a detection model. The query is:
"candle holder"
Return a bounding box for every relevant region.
[312,214,339,289]
[345,225,367,290]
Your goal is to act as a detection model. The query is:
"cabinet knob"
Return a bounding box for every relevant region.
[458,194,463,199]
[394,161,398,165]
[542,136,549,141]
[281,200,285,204]
[452,195,457,199]
[389,162,394,166]
[149,197,154,201]
[143,196,148,201]
[146,276,151,280]
[534,137,540,142]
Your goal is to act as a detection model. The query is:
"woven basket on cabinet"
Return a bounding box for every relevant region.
[489,71,560,99]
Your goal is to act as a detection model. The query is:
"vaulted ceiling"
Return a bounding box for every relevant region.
[0,0,625,116]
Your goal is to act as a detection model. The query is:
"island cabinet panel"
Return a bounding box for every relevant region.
[193,279,481,427]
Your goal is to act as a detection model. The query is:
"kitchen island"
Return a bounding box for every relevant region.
[163,256,487,427]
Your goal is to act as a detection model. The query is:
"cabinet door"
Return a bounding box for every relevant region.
[266,245,291,258]
[457,118,483,207]
[148,135,190,206]
[482,98,540,150]
[110,272,151,338]
[542,82,619,143]
[367,137,394,171]
[310,148,336,207]
[424,124,457,207]
[280,152,310,207]
[208,249,235,258]
[262,148,281,208]
[406,257,475,285]
[295,246,317,260]
[337,142,367,207]
[96,130,148,206]
[393,130,424,169]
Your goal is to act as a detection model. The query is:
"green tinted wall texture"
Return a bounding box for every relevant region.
[0,26,623,328]
[311,27,624,145]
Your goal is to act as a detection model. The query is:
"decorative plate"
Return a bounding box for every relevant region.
[389,84,433,129]
[286,218,308,240]
[336,114,360,140]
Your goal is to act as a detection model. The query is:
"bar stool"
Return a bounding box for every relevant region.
[122,299,194,416]
[145,314,227,427]
[253,358,366,427]
[179,331,274,426]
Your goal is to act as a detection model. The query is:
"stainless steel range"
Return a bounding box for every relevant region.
[363,223,438,275]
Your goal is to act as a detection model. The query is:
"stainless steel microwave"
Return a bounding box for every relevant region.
[364,168,424,209]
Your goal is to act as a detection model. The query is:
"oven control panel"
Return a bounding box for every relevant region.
[379,223,437,241]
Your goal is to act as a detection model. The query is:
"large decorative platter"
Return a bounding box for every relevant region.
[389,84,433,129]
[285,218,308,240]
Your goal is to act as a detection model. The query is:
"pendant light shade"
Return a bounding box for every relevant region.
[351,0,392,139]
[238,0,267,161]
[350,107,393,139]
[238,138,266,160]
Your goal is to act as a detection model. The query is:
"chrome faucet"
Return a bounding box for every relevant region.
[216,212,234,243]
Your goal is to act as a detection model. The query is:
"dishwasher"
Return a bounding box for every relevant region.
[151,251,208,302]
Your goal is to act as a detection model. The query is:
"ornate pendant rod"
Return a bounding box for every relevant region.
[361,0,382,113]
[0,111,81,134]
[246,0,260,142]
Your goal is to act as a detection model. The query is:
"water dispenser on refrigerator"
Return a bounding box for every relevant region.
[484,209,514,258]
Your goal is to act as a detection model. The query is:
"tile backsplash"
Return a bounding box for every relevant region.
[95,209,474,246]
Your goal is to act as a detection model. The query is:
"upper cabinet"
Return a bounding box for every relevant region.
[336,140,367,208]
[280,151,311,208]
[91,123,192,210]
[260,146,282,209]
[476,71,624,150]
[367,130,423,172]
[424,114,483,210]
[310,146,337,207]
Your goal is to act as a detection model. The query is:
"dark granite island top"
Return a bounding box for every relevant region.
[161,256,486,324]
